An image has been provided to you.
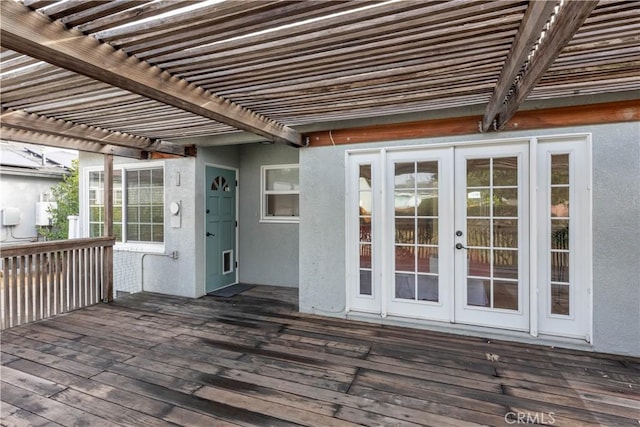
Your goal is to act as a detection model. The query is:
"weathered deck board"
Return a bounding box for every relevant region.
[1,285,639,426]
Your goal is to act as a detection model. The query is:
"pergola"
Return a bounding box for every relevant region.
[1,0,638,159]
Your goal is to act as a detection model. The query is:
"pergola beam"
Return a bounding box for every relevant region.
[1,108,188,156]
[0,1,304,147]
[481,0,558,132]
[0,126,147,159]
[484,0,599,131]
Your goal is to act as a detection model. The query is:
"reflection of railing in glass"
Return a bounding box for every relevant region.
[551,226,569,282]
[550,154,570,315]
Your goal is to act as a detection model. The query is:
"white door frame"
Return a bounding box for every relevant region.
[536,136,592,341]
[345,134,592,341]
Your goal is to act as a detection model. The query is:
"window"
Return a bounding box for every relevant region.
[261,164,299,222]
[87,164,164,245]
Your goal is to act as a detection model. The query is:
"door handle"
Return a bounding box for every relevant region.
[455,243,468,250]
[206,232,215,237]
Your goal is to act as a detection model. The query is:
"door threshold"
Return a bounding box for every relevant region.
[347,311,593,352]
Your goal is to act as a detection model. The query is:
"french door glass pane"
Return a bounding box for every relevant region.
[395,218,414,244]
[494,219,518,248]
[466,159,490,186]
[468,249,490,277]
[360,220,371,242]
[493,157,518,186]
[360,271,372,296]
[551,284,570,315]
[467,219,490,247]
[467,279,490,307]
[467,190,491,216]
[416,162,438,187]
[551,154,570,185]
[549,154,571,316]
[551,252,569,282]
[493,189,518,217]
[359,244,372,269]
[395,246,415,271]
[395,273,415,299]
[551,187,570,217]
[417,218,438,245]
[466,157,519,311]
[551,220,569,250]
[494,280,518,310]
[493,250,518,280]
[359,164,373,296]
[418,275,438,301]
[394,160,439,303]
[417,248,438,273]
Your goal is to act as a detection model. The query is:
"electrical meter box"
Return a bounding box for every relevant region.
[2,207,21,226]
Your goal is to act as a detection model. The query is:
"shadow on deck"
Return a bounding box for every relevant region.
[1,285,639,426]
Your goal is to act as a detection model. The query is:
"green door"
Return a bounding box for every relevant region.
[205,166,237,293]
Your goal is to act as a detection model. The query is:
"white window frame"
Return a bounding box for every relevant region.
[82,161,165,253]
[260,164,300,223]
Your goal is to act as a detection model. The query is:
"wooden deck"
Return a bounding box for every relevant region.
[1,286,639,427]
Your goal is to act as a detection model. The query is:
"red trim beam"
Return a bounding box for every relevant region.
[306,100,639,147]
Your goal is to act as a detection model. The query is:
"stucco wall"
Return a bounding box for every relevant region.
[237,143,300,287]
[299,122,640,356]
[79,153,199,298]
[590,123,640,356]
[80,143,301,299]
[194,143,300,291]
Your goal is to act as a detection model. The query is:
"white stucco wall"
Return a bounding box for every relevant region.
[79,142,301,299]
[236,143,300,287]
[299,121,640,356]
[79,153,199,298]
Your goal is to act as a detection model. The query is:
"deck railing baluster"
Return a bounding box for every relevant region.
[0,237,115,329]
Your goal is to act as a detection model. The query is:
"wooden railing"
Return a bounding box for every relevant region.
[0,237,114,329]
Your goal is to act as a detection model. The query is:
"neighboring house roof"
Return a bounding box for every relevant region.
[0,141,77,177]
[23,145,77,169]
[0,148,40,169]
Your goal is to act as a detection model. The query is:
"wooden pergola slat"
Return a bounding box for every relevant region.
[0,0,303,147]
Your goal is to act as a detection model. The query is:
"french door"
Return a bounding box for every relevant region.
[453,145,529,330]
[384,148,453,321]
[347,137,589,339]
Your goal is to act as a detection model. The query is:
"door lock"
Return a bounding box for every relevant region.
[456,230,463,237]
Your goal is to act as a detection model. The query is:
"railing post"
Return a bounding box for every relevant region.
[103,154,114,302]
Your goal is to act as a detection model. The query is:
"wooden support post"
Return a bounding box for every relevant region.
[103,154,114,302]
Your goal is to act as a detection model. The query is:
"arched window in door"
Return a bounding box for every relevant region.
[211,176,230,192]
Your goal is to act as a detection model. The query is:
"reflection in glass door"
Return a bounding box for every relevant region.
[347,152,382,314]
[454,145,529,330]
[386,149,453,321]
